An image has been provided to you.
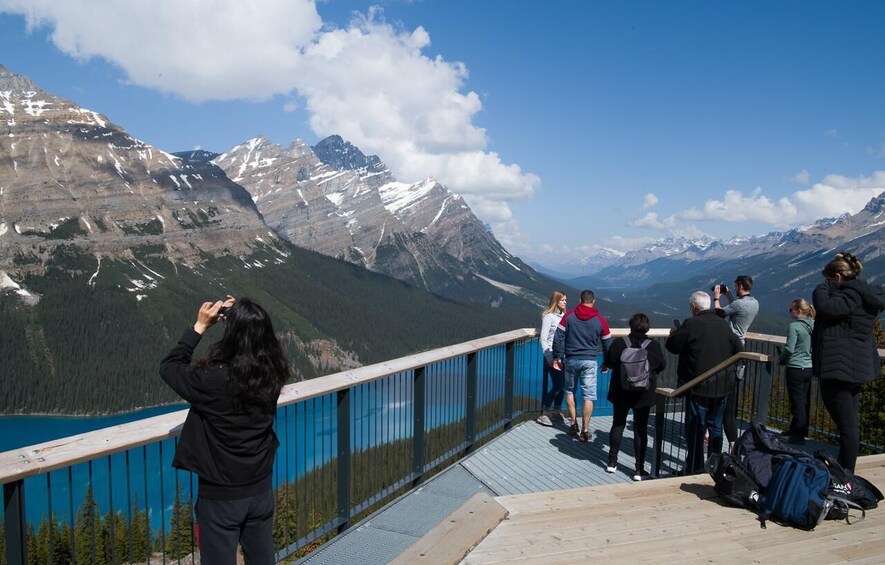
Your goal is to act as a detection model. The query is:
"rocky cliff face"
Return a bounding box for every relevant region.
[0,64,280,279]
[214,135,549,302]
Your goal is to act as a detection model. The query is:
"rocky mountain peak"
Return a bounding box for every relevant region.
[0,64,275,279]
[0,63,42,92]
[863,190,885,215]
[313,135,385,174]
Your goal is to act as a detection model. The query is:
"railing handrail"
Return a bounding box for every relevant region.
[0,327,536,485]
[654,351,769,398]
[277,328,536,406]
[1,327,878,485]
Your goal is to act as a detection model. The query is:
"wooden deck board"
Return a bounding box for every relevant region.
[462,453,885,564]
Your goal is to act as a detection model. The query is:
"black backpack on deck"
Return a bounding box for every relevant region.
[706,452,761,509]
[814,449,884,518]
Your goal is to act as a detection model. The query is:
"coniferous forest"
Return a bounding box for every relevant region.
[0,240,543,414]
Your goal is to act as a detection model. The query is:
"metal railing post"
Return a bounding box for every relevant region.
[412,367,426,486]
[504,342,515,429]
[652,395,666,477]
[336,389,351,533]
[466,352,478,453]
[755,359,773,424]
[4,480,27,565]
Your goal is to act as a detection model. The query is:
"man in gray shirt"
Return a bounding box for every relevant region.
[714,275,759,344]
[713,275,759,447]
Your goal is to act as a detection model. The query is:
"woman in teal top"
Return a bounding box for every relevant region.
[778,298,815,444]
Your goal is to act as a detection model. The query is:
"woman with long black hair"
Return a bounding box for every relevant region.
[161,296,290,564]
[813,252,885,472]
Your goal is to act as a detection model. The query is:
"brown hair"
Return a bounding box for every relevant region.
[542,290,567,316]
[789,298,815,319]
[821,251,863,281]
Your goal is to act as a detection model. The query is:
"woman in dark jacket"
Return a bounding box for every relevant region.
[813,252,885,472]
[161,296,290,565]
[605,313,666,481]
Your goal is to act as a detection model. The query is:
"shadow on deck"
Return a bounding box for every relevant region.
[299,417,885,564]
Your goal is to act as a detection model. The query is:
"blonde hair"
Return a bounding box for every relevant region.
[542,290,567,316]
[822,251,863,280]
[790,298,815,319]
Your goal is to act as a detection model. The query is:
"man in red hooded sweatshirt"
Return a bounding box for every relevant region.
[552,290,613,442]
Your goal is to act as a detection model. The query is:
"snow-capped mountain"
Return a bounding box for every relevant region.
[212,134,554,303]
[0,64,281,282]
[569,191,885,298]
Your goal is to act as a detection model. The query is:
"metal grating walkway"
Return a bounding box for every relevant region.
[299,415,642,564]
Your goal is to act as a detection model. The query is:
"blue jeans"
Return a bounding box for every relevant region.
[564,359,598,401]
[684,394,725,475]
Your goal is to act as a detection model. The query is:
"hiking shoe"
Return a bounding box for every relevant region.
[605,464,617,473]
[569,422,579,436]
[579,430,591,442]
[536,414,553,427]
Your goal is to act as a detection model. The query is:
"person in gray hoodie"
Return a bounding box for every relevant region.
[813,252,885,472]
[552,290,612,442]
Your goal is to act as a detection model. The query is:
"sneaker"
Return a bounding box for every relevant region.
[536,414,553,427]
[569,422,579,436]
[633,470,651,482]
[605,464,617,473]
[579,430,591,442]
[785,435,806,445]
[550,411,566,423]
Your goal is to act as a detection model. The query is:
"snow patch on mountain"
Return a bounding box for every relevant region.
[379,178,438,216]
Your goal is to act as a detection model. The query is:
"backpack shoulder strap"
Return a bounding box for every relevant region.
[622,336,631,348]
[829,495,866,524]
[640,339,652,349]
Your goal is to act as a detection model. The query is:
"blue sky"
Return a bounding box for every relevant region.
[1,0,884,267]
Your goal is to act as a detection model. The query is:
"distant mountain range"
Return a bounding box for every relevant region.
[0,62,572,413]
[559,194,885,334]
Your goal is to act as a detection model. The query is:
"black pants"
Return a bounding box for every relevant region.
[196,489,276,565]
[819,379,862,473]
[723,364,744,444]
[541,362,565,411]
[608,403,651,471]
[785,367,813,439]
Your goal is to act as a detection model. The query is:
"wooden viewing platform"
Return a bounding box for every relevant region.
[448,453,885,564]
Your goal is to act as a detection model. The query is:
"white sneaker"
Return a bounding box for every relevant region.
[633,473,642,482]
[605,465,617,473]
[536,414,553,427]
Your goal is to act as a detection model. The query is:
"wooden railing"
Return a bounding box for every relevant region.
[1,328,882,563]
[0,328,540,564]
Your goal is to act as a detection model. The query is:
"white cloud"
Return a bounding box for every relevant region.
[629,171,885,234]
[825,128,838,138]
[866,143,885,159]
[789,170,810,184]
[641,193,659,209]
[1,0,539,242]
[2,0,321,101]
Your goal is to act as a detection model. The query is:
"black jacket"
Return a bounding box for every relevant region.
[606,333,666,408]
[161,329,280,499]
[812,278,885,384]
[665,309,744,397]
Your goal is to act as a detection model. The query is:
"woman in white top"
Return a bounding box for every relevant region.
[537,290,567,426]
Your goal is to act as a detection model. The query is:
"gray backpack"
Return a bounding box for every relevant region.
[619,337,652,391]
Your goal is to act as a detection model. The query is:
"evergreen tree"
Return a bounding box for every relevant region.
[128,495,152,562]
[74,486,106,565]
[25,523,38,565]
[103,512,128,564]
[273,481,299,549]
[165,486,195,559]
[54,520,73,565]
